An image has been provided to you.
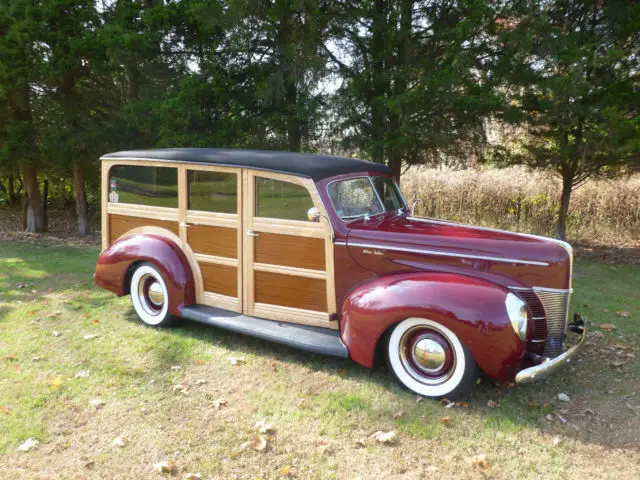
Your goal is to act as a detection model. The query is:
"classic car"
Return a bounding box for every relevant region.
[94,148,586,399]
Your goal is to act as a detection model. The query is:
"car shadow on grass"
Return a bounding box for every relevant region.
[118,304,639,453]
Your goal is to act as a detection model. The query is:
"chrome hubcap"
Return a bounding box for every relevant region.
[399,326,456,386]
[413,338,446,372]
[137,274,165,316]
[148,281,164,306]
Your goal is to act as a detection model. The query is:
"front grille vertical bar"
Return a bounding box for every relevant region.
[534,289,571,357]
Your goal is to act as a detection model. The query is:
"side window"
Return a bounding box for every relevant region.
[109,165,178,208]
[255,177,314,221]
[188,170,237,213]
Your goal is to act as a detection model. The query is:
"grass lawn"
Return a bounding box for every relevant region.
[0,240,638,479]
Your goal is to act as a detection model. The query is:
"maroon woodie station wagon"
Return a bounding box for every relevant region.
[94,148,586,399]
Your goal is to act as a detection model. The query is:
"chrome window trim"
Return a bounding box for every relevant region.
[510,286,573,294]
[346,242,550,266]
[326,175,407,224]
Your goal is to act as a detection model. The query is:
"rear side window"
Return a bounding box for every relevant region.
[188,170,237,213]
[108,165,178,208]
[255,177,314,221]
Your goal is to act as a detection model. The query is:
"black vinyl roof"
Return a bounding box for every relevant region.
[101,148,392,181]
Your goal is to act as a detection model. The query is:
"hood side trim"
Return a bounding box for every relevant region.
[347,242,549,267]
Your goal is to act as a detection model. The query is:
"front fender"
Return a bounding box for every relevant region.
[94,234,195,316]
[341,272,525,381]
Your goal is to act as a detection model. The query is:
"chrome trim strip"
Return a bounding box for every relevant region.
[530,339,546,343]
[334,240,347,246]
[515,320,587,384]
[533,286,573,294]
[348,242,549,266]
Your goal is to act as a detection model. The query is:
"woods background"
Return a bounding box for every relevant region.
[1,0,638,241]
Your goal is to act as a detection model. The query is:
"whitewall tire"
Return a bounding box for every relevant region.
[130,263,175,327]
[387,318,478,399]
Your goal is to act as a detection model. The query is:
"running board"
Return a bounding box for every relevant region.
[181,305,349,358]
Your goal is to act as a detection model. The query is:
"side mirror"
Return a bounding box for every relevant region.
[307,206,321,222]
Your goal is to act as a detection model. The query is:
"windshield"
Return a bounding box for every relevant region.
[327,176,405,220]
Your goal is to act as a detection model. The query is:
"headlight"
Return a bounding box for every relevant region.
[505,293,528,340]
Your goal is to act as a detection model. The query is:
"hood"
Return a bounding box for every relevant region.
[345,214,572,290]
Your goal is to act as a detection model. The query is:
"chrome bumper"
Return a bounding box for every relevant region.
[515,316,587,384]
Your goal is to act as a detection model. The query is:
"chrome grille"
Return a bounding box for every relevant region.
[514,290,547,341]
[535,289,571,357]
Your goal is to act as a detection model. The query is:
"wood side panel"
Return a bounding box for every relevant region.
[255,232,325,271]
[188,225,237,258]
[254,271,327,312]
[199,262,238,297]
[109,214,178,244]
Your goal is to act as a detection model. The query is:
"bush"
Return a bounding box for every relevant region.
[401,167,640,245]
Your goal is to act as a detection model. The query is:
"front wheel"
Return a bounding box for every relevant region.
[387,318,478,399]
[130,262,177,327]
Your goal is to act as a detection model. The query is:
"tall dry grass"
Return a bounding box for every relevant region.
[401,166,640,245]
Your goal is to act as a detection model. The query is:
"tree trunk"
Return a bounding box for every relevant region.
[42,178,49,228]
[72,163,90,236]
[557,173,573,241]
[285,80,301,152]
[8,175,18,204]
[22,166,45,233]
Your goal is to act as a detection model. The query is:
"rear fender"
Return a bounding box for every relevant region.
[94,231,196,316]
[341,272,526,381]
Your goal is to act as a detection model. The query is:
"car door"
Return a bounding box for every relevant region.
[242,170,337,328]
[181,165,243,313]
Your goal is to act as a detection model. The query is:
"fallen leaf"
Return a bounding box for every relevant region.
[456,401,471,408]
[213,398,227,410]
[90,399,105,409]
[195,379,207,385]
[393,411,403,419]
[600,323,617,331]
[354,437,368,448]
[487,400,499,408]
[112,436,126,448]
[74,370,90,379]
[170,365,181,371]
[240,435,269,452]
[254,420,274,434]
[583,408,596,415]
[17,283,28,289]
[545,414,554,422]
[195,359,205,365]
[184,473,202,480]
[552,437,561,447]
[557,392,570,402]
[555,413,568,424]
[444,402,456,409]
[615,311,631,319]
[52,331,62,337]
[470,453,491,469]
[229,357,246,365]
[154,460,178,474]
[172,384,189,395]
[371,430,396,444]
[83,334,99,340]
[32,356,44,362]
[440,416,451,424]
[17,438,39,452]
[51,377,63,390]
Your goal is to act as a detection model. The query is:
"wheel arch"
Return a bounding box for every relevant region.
[94,227,200,315]
[340,272,526,381]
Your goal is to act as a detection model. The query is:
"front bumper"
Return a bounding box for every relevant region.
[515,315,587,384]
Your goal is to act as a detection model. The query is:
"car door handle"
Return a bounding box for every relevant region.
[247,229,259,237]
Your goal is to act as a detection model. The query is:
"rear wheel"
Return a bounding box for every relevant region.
[130,263,176,327]
[387,318,478,399]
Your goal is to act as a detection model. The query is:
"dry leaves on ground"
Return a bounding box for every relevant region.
[154,460,179,474]
[17,438,40,452]
[600,323,617,331]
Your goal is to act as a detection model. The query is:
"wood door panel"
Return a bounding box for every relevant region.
[109,214,178,244]
[188,225,237,258]
[254,271,327,312]
[199,262,238,297]
[255,232,325,271]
